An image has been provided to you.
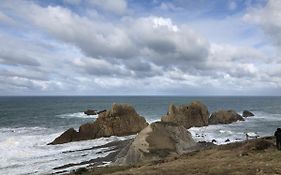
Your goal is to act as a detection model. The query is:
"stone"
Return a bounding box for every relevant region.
[47,128,79,145]
[84,109,97,115]
[161,101,209,129]
[49,103,148,145]
[115,122,197,165]
[243,110,255,117]
[208,110,244,125]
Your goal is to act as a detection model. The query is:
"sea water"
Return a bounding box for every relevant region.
[0,96,281,174]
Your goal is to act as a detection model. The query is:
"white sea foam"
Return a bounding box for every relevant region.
[1,110,280,174]
[0,127,134,175]
[56,112,98,119]
[189,111,281,145]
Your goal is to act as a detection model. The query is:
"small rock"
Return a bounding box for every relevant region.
[243,110,255,118]
[84,109,97,115]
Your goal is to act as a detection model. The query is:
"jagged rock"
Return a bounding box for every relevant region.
[84,109,97,115]
[161,101,209,129]
[48,128,79,145]
[243,110,255,117]
[209,110,244,125]
[114,122,197,165]
[49,103,148,145]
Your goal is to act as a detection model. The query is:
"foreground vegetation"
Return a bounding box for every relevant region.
[70,136,281,175]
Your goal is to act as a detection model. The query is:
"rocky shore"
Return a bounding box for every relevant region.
[48,101,263,174]
[69,136,281,175]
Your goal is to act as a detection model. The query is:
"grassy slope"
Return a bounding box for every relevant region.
[71,137,281,175]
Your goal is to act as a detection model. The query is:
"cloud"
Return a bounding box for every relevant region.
[17,3,209,69]
[0,34,40,66]
[244,0,281,47]
[0,0,280,95]
[72,57,130,77]
[25,5,136,59]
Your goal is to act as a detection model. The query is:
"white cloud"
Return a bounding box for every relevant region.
[244,0,281,47]
[0,0,280,95]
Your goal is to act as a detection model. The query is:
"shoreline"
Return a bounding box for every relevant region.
[51,139,133,174]
[67,136,281,175]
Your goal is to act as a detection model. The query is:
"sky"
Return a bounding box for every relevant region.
[0,0,281,96]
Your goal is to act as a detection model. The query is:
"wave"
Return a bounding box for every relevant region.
[56,112,98,119]
[0,126,135,175]
[189,110,281,145]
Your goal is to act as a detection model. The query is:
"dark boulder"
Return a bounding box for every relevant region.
[242,110,255,118]
[48,128,79,145]
[84,109,97,115]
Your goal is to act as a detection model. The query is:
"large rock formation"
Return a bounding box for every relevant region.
[161,101,209,129]
[242,110,255,118]
[208,110,244,125]
[49,103,148,145]
[115,122,197,165]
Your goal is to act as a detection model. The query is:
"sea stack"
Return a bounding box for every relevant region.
[49,103,148,145]
[208,110,244,125]
[161,101,209,129]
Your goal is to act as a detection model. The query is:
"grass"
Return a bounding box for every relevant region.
[70,137,281,175]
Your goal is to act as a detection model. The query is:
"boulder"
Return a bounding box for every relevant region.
[49,103,148,145]
[115,122,197,165]
[48,128,79,145]
[208,110,244,125]
[243,110,255,118]
[161,101,209,129]
[84,109,97,115]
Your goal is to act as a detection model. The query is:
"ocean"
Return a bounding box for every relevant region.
[1,96,281,175]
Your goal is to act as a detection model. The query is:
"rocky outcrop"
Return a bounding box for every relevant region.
[48,128,79,145]
[243,110,255,118]
[84,109,107,115]
[49,103,148,145]
[208,110,244,125]
[161,101,209,129]
[84,109,97,115]
[115,122,197,165]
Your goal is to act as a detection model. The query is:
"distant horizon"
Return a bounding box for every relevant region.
[1,95,281,97]
[1,0,281,96]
